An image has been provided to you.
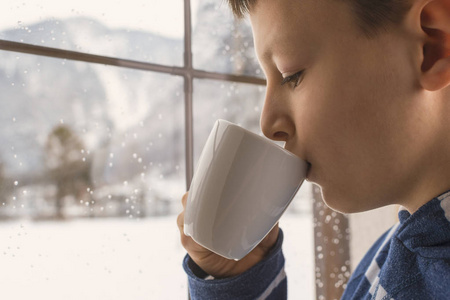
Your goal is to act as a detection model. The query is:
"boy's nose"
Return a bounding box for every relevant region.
[260,88,295,143]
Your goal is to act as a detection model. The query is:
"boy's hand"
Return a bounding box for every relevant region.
[177,192,279,279]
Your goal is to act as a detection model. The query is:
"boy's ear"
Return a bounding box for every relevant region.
[419,0,450,91]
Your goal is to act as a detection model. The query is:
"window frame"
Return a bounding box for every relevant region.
[0,0,266,189]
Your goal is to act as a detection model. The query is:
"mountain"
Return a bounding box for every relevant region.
[0,17,184,176]
[0,17,183,66]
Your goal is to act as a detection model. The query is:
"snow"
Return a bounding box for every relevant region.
[0,213,314,299]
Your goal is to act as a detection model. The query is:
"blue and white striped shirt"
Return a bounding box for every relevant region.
[184,191,450,299]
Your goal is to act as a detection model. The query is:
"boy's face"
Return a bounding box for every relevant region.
[251,0,435,213]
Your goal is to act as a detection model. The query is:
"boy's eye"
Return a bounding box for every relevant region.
[281,70,304,88]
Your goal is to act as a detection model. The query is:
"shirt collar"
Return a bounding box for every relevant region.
[395,190,450,258]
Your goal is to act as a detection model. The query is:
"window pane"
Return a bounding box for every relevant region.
[0,52,186,298]
[193,78,315,298]
[192,78,265,157]
[192,0,263,78]
[0,0,183,65]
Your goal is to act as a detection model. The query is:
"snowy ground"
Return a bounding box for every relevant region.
[0,213,314,299]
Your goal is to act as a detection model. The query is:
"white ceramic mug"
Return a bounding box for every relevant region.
[184,119,308,260]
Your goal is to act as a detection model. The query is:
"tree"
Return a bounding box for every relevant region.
[0,160,8,219]
[45,124,92,219]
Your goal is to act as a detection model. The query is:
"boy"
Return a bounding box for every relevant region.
[177,0,450,298]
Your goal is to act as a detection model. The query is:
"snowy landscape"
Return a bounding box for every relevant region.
[0,0,265,220]
[0,213,314,299]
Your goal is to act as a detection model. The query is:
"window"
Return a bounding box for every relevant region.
[1,0,184,65]
[0,1,357,299]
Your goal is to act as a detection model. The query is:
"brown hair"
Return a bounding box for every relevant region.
[226,0,411,37]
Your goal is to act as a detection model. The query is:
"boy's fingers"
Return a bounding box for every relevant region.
[177,211,184,232]
[181,192,188,208]
[265,223,279,244]
[177,193,190,245]
[177,210,199,250]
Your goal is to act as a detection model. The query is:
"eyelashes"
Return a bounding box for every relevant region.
[281,70,304,88]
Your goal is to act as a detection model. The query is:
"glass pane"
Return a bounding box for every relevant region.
[192,0,263,78]
[193,78,265,155]
[0,51,186,299]
[193,78,314,298]
[0,0,183,65]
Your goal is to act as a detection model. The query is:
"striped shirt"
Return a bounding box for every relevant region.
[184,191,450,299]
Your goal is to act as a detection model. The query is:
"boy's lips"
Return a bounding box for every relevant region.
[305,162,312,180]
[283,144,312,180]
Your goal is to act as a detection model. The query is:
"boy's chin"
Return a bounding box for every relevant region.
[320,189,382,214]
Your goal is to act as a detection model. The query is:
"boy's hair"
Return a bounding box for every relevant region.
[226,0,411,37]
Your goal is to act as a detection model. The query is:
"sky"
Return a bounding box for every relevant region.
[0,0,200,39]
